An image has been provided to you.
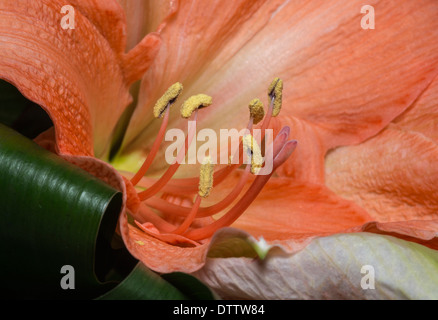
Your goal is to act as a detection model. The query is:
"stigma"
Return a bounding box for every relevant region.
[126,78,297,246]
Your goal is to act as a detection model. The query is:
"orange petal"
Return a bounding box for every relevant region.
[191,166,370,249]
[362,221,438,250]
[325,126,438,233]
[119,212,210,273]
[269,116,328,183]
[0,0,138,157]
[122,176,141,214]
[120,0,283,156]
[227,177,373,245]
[68,0,161,86]
[121,33,162,85]
[120,0,438,176]
[134,221,201,247]
[61,154,128,197]
[68,0,127,56]
[117,0,178,50]
[393,74,438,144]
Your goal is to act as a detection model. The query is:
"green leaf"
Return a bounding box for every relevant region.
[162,272,216,300]
[97,263,187,300]
[0,123,124,298]
[195,232,438,299]
[0,123,217,299]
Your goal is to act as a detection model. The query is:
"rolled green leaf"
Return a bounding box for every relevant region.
[0,123,216,300]
[98,263,187,300]
[162,272,216,300]
[0,123,123,298]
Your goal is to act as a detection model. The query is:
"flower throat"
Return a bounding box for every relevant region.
[124,78,297,246]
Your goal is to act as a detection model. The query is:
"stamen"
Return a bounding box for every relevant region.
[169,157,213,235]
[158,109,255,193]
[183,136,295,241]
[133,203,176,233]
[183,172,273,241]
[153,82,183,118]
[131,83,183,185]
[267,77,283,117]
[147,125,290,195]
[180,94,212,118]
[137,110,198,200]
[198,157,214,198]
[242,134,263,174]
[257,77,283,141]
[145,164,251,218]
[259,96,274,137]
[130,107,170,186]
[145,127,291,219]
[126,79,297,246]
[170,195,202,235]
[248,98,264,124]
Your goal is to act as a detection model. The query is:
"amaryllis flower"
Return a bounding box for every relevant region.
[1,0,438,299]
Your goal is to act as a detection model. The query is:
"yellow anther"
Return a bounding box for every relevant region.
[198,156,214,198]
[248,98,265,124]
[267,77,283,117]
[153,82,183,118]
[181,94,213,118]
[242,134,263,174]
